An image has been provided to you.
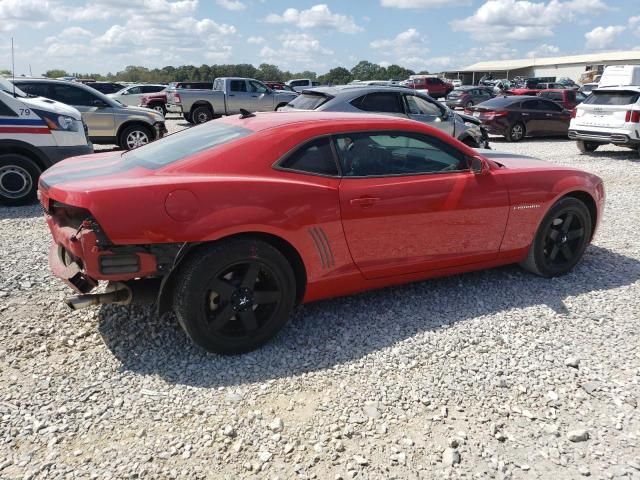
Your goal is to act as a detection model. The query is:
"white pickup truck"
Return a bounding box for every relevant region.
[167,77,298,124]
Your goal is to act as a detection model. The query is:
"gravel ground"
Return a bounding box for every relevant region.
[1,117,639,479]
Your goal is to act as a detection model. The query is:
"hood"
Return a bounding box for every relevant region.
[478,150,562,170]
[122,104,164,120]
[20,96,83,120]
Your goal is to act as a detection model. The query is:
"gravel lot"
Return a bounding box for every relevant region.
[1,116,639,479]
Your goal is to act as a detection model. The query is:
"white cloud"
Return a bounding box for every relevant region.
[0,0,53,30]
[370,28,428,57]
[216,0,246,10]
[260,33,333,70]
[585,25,625,50]
[381,0,469,7]
[247,36,265,44]
[265,4,362,33]
[452,0,608,41]
[62,0,198,21]
[526,43,560,58]
[630,15,640,36]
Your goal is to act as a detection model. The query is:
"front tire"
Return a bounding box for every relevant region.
[0,154,41,206]
[520,197,592,277]
[172,239,297,355]
[183,113,194,124]
[150,103,166,116]
[576,140,599,153]
[191,106,213,125]
[506,122,525,142]
[119,124,152,150]
[465,100,474,108]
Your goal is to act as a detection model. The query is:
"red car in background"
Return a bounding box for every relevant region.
[406,76,454,98]
[538,89,587,110]
[139,91,168,115]
[263,81,297,93]
[39,112,604,354]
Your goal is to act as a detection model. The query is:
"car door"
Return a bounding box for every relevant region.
[49,83,116,140]
[336,131,509,279]
[537,98,570,135]
[248,80,275,111]
[119,86,141,106]
[402,93,453,135]
[520,99,546,135]
[225,80,252,114]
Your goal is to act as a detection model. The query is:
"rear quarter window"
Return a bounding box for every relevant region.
[279,137,338,176]
[583,90,640,105]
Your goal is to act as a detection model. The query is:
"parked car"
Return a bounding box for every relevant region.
[284,85,489,148]
[85,82,125,95]
[467,95,572,142]
[446,86,494,109]
[141,82,217,115]
[166,77,298,124]
[108,84,166,107]
[579,83,599,96]
[13,78,166,150]
[451,79,462,88]
[507,84,545,96]
[538,89,587,110]
[569,87,640,156]
[406,76,454,98]
[264,81,297,93]
[285,79,320,92]
[536,83,567,90]
[40,111,604,354]
[0,77,92,205]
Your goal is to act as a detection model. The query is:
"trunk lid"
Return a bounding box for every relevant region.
[574,89,640,128]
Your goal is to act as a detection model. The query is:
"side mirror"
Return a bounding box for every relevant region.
[470,156,488,175]
[121,91,129,95]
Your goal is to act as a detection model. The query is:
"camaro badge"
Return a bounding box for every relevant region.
[513,204,541,210]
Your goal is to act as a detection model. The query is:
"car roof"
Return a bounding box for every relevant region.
[300,85,415,97]
[218,111,423,132]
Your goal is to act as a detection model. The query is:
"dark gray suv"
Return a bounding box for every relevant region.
[283,85,489,148]
[445,86,494,109]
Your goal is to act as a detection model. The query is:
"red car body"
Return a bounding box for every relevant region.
[407,77,454,98]
[139,92,167,112]
[39,112,604,352]
[507,87,543,96]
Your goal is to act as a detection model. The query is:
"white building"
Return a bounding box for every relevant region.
[443,50,640,85]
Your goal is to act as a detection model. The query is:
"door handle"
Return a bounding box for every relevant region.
[350,196,380,207]
[522,113,529,116]
[229,94,235,97]
[251,95,258,97]
[545,113,553,117]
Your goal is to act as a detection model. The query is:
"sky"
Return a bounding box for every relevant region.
[1,0,639,76]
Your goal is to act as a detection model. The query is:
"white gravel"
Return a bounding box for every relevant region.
[1,118,639,479]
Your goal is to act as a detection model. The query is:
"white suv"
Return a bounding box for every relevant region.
[568,86,640,156]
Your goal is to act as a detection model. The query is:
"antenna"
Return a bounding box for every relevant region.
[11,37,16,97]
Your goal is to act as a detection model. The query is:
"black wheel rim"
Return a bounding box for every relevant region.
[203,261,283,339]
[542,210,585,267]
[511,124,523,140]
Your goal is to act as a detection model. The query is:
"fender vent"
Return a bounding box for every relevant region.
[99,254,140,274]
[308,227,335,269]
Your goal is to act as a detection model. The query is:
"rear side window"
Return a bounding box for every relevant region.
[289,80,309,88]
[142,85,165,93]
[279,137,338,176]
[15,82,50,98]
[124,122,252,168]
[584,90,640,105]
[230,80,247,92]
[350,92,403,113]
[287,93,330,110]
[404,95,443,116]
[50,85,97,106]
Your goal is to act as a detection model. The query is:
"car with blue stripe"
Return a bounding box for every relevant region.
[0,77,93,205]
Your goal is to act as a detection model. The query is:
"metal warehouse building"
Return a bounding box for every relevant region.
[444,50,640,85]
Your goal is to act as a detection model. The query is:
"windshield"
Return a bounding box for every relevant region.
[124,121,253,168]
[0,77,27,98]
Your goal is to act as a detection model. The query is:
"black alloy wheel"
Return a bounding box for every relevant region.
[520,197,592,277]
[173,239,296,354]
[506,122,525,142]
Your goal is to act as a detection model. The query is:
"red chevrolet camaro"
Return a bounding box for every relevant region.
[39,111,605,354]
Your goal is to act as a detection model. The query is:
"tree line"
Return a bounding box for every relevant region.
[40,61,426,85]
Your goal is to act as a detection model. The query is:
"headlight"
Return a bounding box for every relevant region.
[33,109,81,132]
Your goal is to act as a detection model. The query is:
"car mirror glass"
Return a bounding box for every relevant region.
[470,156,487,174]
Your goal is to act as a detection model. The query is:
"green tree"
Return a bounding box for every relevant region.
[256,63,284,81]
[385,64,415,81]
[44,69,69,78]
[318,67,352,85]
[0,69,12,76]
[350,61,386,81]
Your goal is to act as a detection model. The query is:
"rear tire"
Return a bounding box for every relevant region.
[183,113,193,124]
[172,239,297,355]
[191,106,213,125]
[520,197,592,277]
[506,122,525,142]
[119,124,153,150]
[275,103,288,111]
[576,140,599,153]
[465,100,474,108]
[0,154,40,206]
